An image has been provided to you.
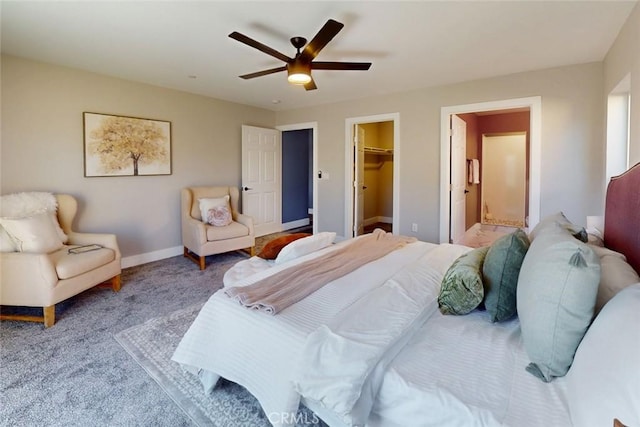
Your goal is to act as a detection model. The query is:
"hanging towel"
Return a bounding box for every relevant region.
[468,159,480,184]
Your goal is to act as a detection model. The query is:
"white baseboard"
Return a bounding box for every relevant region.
[120,216,313,269]
[363,216,393,227]
[121,245,183,269]
[378,216,392,224]
[282,218,310,231]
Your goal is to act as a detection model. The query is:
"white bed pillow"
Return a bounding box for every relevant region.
[198,195,230,223]
[275,232,336,264]
[567,283,640,427]
[0,213,65,253]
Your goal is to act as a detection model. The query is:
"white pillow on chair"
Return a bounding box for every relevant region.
[0,226,17,252]
[198,195,230,223]
[0,213,65,253]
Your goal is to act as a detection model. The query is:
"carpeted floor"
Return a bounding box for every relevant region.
[0,251,252,426]
[0,228,322,427]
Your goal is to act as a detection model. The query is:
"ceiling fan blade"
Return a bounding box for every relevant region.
[229,31,292,63]
[304,78,317,91]
[312,61,372,71]
[239,66,287,80]
[299,19,344,62]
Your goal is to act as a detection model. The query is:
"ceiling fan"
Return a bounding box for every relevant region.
[229,19,372,91]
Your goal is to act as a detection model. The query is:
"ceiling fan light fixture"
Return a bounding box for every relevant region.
[287,62,312,85]
[288,73,312,85]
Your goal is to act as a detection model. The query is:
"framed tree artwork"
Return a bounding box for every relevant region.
[83,112,172,177]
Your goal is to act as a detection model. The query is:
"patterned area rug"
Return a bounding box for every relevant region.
[115,303,325,427]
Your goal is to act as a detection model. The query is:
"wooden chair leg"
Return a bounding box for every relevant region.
[249,246,256,257]
[0,309,55,327]
[183,247,206,270]
[43,305,55,328]
[111,274,121,292]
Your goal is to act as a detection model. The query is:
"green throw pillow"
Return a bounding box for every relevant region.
[482,229,530,322]
[517,222,600,382]
[439,247,489,315]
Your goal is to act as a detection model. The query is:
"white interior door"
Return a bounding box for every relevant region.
[450,114,467,244]
[242,125,282,237]
[354,125,365,236]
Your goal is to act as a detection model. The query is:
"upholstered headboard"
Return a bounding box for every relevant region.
[604,162,640,274]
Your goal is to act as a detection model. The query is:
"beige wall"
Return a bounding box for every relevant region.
[604,2,640,166]
[1,55,275,261]
[277,62,605,241]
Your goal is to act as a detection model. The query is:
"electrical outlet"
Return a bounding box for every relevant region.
[411,223,418,232]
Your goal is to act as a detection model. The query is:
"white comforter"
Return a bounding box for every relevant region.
[368,310,571,427]
[294,243,470,426]
[173,238,571,427]
[172,239,456,426]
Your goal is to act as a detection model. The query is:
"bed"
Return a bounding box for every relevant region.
[172,163,640,427]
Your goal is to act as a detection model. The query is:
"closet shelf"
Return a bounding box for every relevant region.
[364,146,394,155]
[364,161,384,170]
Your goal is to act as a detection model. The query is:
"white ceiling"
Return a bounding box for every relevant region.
[1,1,636,111]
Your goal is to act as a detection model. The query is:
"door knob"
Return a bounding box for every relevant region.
[464,189,470,194]
[243,186,253,191]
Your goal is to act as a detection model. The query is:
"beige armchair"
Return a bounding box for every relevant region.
[182,186,255,270]
[0,194,122,327]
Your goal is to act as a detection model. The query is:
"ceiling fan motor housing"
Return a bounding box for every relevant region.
[290,37,307,53]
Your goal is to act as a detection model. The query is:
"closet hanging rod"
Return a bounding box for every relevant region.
[364,146,393,155]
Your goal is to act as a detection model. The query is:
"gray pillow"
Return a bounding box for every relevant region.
[529,211,587,242]
[517,222,600,382]
[439,247,489,315]
[590,246,640,314]
[482,229,530,322]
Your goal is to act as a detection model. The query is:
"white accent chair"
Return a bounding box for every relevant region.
[182,186,255,270]
[0,194,122,327]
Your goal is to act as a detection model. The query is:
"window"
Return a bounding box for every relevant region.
[606,74,631,184]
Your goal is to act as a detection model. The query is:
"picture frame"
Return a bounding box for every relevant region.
[83,112,172,177]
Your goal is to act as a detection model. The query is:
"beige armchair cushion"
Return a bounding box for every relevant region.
[206,221,250,241]
[51,246,116,280]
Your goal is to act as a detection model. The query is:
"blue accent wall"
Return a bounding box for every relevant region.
[282,129,312,223]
